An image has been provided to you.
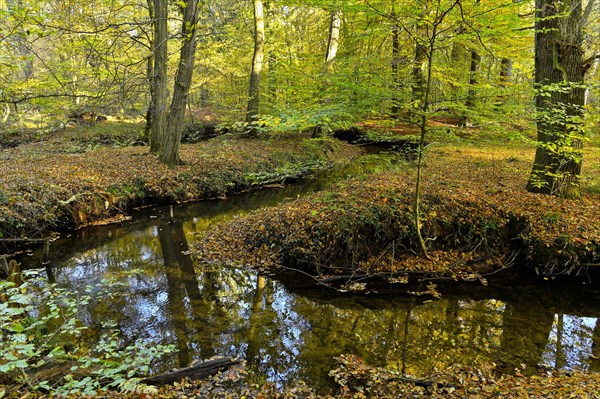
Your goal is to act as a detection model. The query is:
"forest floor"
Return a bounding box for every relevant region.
[0,121,363,247]
[4,355,600,398]
[194,135,600,287]
[2,120,600,398]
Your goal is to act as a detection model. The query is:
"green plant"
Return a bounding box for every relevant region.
[542,211,562,225]
[0,271,175,396]
[0,189,8,205]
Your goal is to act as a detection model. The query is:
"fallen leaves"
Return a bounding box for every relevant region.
[0,134,363,241]
[194,142,599,285]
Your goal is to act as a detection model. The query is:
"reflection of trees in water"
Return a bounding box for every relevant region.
[592,321,600,370]
[159,222,193,367]
[43,221,600,387]
[542,314,597,371]
[291,296,506,382]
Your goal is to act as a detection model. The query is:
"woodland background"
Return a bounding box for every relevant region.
[0,0,597,147]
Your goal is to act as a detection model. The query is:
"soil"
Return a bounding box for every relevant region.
[193,142,600,287]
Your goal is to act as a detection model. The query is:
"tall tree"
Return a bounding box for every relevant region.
[411,0,461,257]
[461,49,480,125]
[160,0,201,165]
[149,0,169,154]
[390,8,401,118]
[312,8,341,138]
[144,0,156,142]
[246,0,265,125]
[325,10,341,69]
[526,0,586,198]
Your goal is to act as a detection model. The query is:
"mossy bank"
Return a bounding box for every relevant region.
[194,143,600,284]
[0,134,363,245]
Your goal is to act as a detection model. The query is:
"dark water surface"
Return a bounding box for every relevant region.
[17,157,600,390]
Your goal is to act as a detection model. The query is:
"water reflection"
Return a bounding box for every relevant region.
[37,229,600,390]
[14,160,600,390]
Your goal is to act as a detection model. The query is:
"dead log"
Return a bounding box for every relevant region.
[140,357,241,386]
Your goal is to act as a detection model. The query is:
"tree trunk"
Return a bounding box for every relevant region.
[500,57,513,85]
[246,0,264,125]
[144,0,155,142]
[495,57,513,109]
[465,50,480,109]
[460,50,480,126]
[325,11,341,68]
[411,43,426,111]
[311,10,341,138]
[141,357,241,386]
[390,12,400,118]
[449,34,466,102]
[160,0,200,165]
[526,0,585,198]
[149,0,168,153]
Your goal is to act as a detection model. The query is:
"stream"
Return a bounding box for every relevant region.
[15,154,600,391]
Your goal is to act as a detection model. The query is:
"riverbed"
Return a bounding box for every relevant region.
[16,154,600,392]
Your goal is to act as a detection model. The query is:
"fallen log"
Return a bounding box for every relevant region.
[140,357,241,386]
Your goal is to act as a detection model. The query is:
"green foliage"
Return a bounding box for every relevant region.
[0,272,176,395]
[528,82,587,195]
[542,211,561,225]
[0,189,8,206]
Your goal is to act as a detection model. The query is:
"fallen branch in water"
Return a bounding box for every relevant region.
[141,357,242,386]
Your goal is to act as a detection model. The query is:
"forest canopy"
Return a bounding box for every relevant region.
[0,0,596,130]
[0,0,599,192]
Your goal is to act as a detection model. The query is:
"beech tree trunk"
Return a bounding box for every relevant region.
[411,42,426,110]
[160,0,200,165]
[311,9,341,138]
[144,0,155,142]
[460,50,480,126]
[500,58,513,85]
[246,0,264,125]
[325,11,341,67]
[449,33,466,102]
[465,50,480,109]
[390,11,400,118]
[526,0,585,198]
[149,0,168,153]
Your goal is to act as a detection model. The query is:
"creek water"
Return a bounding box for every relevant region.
[16,154,600,391]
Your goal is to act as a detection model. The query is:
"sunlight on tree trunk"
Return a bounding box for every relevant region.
[246,0,264,128]
[325,11,341,68]
[312,9,341,138]
[160,0,201,165]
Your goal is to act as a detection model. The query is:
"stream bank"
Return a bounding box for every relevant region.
[0,134,363,254]
[194,143,600,285]
[2,141,600,397]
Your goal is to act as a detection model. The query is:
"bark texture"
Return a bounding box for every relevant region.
[246,0,264,124]
[526,0,585,198]
[465,50,481,109]
[149,0,168,153]
[325,11,341,67]
[160,0,201,165]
